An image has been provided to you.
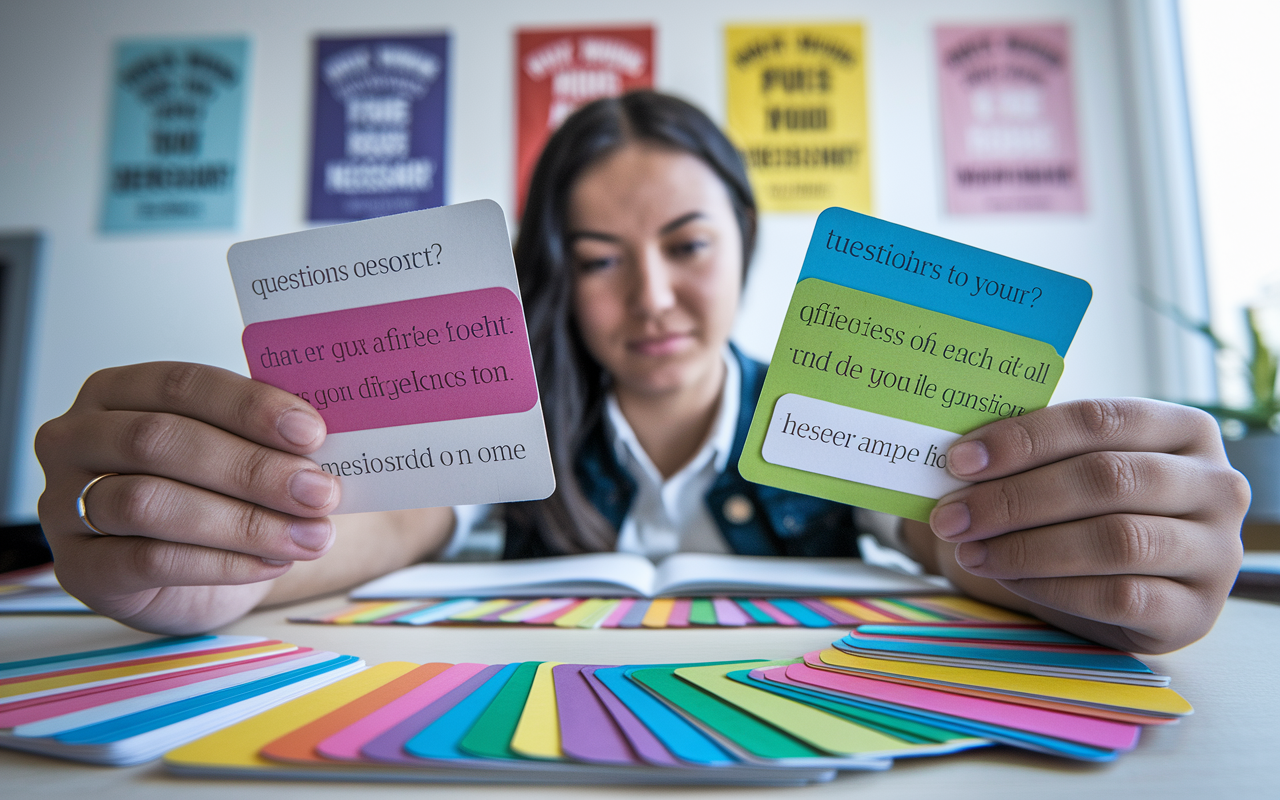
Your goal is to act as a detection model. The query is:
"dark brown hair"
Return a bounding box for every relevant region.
[505,90,758,554]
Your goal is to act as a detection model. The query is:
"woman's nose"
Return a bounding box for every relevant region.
[632,248,676,316]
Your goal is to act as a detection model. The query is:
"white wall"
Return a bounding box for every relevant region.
[1,0,1165,520]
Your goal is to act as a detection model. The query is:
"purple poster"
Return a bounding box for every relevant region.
[308,34,449,222]
[936,25,1085,214]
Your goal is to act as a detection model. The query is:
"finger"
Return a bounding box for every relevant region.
[951,514,1237,582]
[988,573,1227,650]
[76,362,326,455]
[60,535,295,597]
[79,473,334,560]
[61,409,339,518]
[931,450,1231,542]
[944,398,1224,482]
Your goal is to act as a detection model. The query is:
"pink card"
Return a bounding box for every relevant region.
[780,662,1138,750]
[316,662,487,761]
[936,24,1085,214]
[228,200,554,513]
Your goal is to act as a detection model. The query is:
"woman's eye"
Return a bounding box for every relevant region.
[669,239,709,259]
[574,254,617,273]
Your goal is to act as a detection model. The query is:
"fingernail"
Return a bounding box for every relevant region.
[278,409,322,447]
[289,469,336,509]
[288,518,333,551]
[948,440,989,477]
[930,501,971,539]
[261,558,292,567]
[955,541,987,569]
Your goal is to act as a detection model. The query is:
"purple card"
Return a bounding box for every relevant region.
[308,34,449,222]
[360,664,502,764]
[551,664,637,765]
[582,667,680,767]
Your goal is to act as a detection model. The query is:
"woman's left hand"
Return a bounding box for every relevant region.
[902,398,1249,654]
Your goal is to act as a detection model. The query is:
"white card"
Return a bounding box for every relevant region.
[227,200,555,513]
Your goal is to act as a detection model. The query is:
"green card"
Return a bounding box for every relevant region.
[628,662,823,760]
[457,660,541,760]
[741,278,1064,522]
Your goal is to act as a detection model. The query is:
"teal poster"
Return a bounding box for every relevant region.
[102,37,249,232]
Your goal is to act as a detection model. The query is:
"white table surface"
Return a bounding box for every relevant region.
[1,595,1276,798]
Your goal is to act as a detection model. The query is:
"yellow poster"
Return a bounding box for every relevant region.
[725,24,870,213]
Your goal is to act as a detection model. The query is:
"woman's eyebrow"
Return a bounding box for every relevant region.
[659,211,705,234]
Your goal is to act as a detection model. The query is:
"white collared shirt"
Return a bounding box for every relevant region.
[606,349,740,561]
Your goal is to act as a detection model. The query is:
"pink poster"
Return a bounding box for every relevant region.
[936,24,1085,213]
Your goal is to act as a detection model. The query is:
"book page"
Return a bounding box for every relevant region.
[350,553,658,598]
[652,554,945,597]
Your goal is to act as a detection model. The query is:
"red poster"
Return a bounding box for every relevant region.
[515,26,654,215]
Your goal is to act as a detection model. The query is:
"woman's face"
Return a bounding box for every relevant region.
[568,144,744,403]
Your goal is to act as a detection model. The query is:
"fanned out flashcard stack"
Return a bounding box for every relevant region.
[288,594,1024,629]
[2,615,1191,783]
[0,635,363,765]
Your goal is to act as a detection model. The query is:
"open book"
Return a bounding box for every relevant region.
[350,553,947,600]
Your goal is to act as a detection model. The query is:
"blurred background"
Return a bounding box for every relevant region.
[0,0,1274,536]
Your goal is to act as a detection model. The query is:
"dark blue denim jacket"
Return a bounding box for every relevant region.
[503,346,860,559]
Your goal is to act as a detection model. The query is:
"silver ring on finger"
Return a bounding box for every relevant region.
[76,473,120,536]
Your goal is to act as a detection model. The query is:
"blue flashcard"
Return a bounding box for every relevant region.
[403,663,519,760]
[800,208,1092,356]
[732,671,1118,762]
[836,633,1154,674]
[595,666,736,767]
[308,34,449,222]
[102,37,249,232]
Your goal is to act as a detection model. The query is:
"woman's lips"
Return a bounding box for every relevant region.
[629,332,692,357]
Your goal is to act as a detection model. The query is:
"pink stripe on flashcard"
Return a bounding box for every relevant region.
[525,598,586,625]
[711,597,749,627]
[316,663,483,761]
[601,598,637,628]
[243,287,538,434]
[783,662,1140,750]
[666,599,692,628]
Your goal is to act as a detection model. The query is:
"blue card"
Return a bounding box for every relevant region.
[799,208,1092,356]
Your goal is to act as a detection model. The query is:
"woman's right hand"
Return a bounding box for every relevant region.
[35,362,342,634]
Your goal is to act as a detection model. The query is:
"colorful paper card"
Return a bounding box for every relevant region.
[673,662,939,759]
[260,662,439,763]
[780,662,1140,752]
[102,37,249,232]
[228,200,555,513]
[457,661,541,760]
[811,650,1192,717]
[360,664,503,764]
[725,24,870,212]
[732,668,983,746]
[753,666,1119,761]
[308,34,449,222]
[318,662,482,761]
[740,208,1091,521]
[936,25,1085,214]
[165,665,408,772]
[581,667,680,767]
[597,666,735,767]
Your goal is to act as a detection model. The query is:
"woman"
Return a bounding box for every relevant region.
[34,92,1248,651]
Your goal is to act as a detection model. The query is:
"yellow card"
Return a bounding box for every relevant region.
[0,642,297,700]
[163,663,409,770]
[509,661,563,759]
[725,23,870,212]
[816,650,1193,716]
